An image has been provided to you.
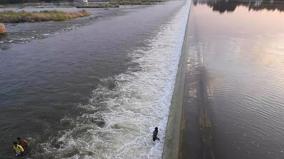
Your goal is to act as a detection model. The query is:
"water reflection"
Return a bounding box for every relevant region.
[193,0,284,13]
[185,3,284,159]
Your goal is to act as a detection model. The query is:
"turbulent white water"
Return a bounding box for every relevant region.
[41,1,190,159]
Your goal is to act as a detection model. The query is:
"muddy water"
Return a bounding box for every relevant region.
[180,1,284,159]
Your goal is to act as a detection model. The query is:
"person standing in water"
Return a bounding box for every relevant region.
[12,142,24,157]
[152,127,160,141]
[17,137,29,154]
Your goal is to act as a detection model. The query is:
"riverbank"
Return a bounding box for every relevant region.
[0,10,89,23]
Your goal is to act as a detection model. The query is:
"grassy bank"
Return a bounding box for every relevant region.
[0,10,90,23]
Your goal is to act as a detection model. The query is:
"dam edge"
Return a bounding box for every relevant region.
[162,1,191,158]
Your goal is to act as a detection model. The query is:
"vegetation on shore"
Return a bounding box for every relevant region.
[0,10,90,23]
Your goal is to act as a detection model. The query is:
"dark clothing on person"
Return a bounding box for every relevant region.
[152,127,160,141]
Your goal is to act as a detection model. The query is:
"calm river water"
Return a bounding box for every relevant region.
[180,1,284,159]
[0,1,190,158]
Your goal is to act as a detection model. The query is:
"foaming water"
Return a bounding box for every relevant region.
[39,1,190,158]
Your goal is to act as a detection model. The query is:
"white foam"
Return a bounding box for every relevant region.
[41,1,191,158]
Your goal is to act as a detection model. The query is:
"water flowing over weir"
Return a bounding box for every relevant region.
[37,1,191,159]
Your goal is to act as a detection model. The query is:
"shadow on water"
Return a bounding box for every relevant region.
[196,64,215,159]
[180,54,215,159]
[179,17,215,159]
[193,0,284,13]
[196,45,215,159]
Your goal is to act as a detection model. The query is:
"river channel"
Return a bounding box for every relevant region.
[0,1,190,158]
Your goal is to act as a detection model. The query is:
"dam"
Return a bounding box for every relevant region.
[1,0,284,158]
